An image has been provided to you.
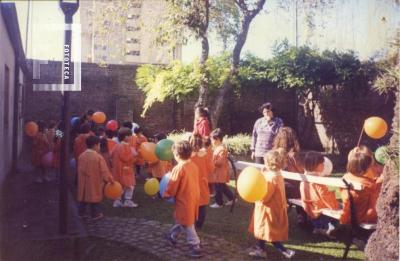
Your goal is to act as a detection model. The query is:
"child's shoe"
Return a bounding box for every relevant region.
[187,246,203,258]
[91,213,104,221]
[165,233,177,246]
[248,246,267,258]
[281,249,295,259]
[224,198,238,206]
[113,199,123,208]
[123,200,138,208]
[210,203,223,209]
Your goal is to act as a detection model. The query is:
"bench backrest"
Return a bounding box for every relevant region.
[234,161,363,191]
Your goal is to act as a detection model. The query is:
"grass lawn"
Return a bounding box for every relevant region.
[98,175,364,261]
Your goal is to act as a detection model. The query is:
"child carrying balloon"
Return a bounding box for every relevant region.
[147,133,173,181]
[131,126,148,179]
[77,136,114,220]
[190,134,215,229]
[111,128,138,208]
[300,151,339,237]
[340,146,382,225]
[31,120,50,183]
[164,140,202,258]
[248,149,295,258]
[209,128,235,208]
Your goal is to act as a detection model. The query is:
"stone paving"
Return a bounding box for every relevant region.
[85,217,250,260]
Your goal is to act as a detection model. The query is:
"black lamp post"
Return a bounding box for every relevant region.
[59,0,79,234]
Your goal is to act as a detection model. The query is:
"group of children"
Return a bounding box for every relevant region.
[30,109,383,259]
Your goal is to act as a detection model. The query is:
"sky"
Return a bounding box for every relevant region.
[5,0,400,63]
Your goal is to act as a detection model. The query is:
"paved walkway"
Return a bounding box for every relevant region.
[85,217,249,260]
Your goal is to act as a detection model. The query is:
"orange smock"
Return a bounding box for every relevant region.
[249,171,289,242]
[164,160,200,226]
[111,142,136,187]
[77,149,112,203]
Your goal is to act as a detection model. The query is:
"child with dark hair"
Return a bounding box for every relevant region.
[122,121,133,130]
[96,127,106,138]
[77,135,114,220]
[190,134,214,229]
[300,151,339,237]
[131,127,148,178]
[73,123,93,162]
[111,128,138,208]
[209,128,235,208]
[105,129,117,152]
[31,120,50,183]
[340,146,382,225]
[193,106,211,138]
[99,137,112,170]
[164,140,202,258]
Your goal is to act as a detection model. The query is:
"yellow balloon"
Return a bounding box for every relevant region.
[364,117,388,139]
[144,178,160,196]
[237,166,267,203]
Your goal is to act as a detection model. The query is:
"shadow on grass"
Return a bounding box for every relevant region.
[100,179,364,260]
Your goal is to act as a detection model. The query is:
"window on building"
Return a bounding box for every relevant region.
[126,50,140,56]
[127,26,140,31]
[126,38,140,44]
[127,14,140,19]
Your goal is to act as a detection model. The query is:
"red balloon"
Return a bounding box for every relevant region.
[106,120,118,131]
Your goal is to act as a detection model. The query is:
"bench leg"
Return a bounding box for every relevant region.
[342,242,351,260]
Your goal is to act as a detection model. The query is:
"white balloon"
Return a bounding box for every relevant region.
[322,157,333,176]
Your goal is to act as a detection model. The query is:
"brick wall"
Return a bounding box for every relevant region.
[24,60,394,153]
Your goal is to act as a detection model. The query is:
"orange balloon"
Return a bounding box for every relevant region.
[92,111,106,124]
[104,181,123,200]
[237,166,267,203]
[139,142,158,163]
[364,116,388,139]
[25,121,38,137]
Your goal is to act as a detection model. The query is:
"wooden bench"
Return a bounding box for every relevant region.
[233,160,377,259]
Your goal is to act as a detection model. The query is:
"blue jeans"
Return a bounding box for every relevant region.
[257,239,287,252]
[312,215,337,230]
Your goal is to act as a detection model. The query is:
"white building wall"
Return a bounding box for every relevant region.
[0,10,17,184]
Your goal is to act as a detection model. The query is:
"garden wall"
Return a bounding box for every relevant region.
[24,60,394,154]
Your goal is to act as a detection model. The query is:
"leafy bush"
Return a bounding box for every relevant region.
[167,131,251,156]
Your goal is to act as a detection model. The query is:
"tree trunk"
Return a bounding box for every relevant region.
[211,0,266,126]
[196,35,210,107]
[364,91,399,261]
[195,0,210,108]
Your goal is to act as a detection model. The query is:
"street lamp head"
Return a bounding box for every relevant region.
[59,0,79,17]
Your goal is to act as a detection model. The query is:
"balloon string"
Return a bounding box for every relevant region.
[357,126,364,147]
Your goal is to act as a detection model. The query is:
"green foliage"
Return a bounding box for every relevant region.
[136,55,231,116]
[167,131,251,156]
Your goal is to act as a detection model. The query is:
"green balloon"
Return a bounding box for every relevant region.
[156,139,174,161]
[375,146,388,165]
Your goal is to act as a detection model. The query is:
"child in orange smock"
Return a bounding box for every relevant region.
[340,146,382,225]
[147,133,173,180]
[111,128,138,208]
[131,127,148,179]
[77,136,114,220]
[209,128,235,208]
[31,120,50,183]
[105,129,117,153]
[190,134,215,229]
[248,149,295,259]
[300,151,339,237]
[164,140,202,258]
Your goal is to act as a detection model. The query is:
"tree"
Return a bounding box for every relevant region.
[364,48,399,260]
[155,0,265,126]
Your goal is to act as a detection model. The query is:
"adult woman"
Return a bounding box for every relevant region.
[193,106,211,138]
[251,102,283,164]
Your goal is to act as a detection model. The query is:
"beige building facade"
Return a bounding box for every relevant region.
[80,0,181,65]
